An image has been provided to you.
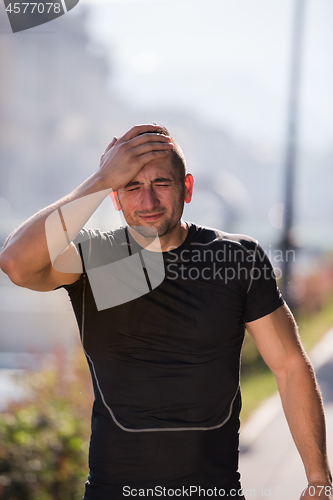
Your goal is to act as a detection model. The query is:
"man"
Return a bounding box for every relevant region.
[0,124,332,499]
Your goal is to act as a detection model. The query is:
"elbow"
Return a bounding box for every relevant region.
[273,350,314,384]
[0,250,28,287]
[0,249,12,275]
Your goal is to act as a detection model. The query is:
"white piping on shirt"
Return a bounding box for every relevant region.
[190,238,259,294]
[246,241,258,294]
[81,276,240,433]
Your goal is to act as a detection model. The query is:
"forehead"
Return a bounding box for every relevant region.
[131,157,177,183]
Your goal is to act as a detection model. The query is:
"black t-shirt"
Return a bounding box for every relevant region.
[63,223,284,499]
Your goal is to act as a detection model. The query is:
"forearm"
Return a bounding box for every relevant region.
[246,305,332,498]
[0,125,173,286]
[0,172,110,283]
[276,355,332,485]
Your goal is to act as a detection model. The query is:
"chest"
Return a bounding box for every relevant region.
[82,274,246,357]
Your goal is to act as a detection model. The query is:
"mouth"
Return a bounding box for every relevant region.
[137,212,164,222]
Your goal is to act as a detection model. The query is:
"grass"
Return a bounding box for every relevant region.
[296,297,333,351]
[240,367,277,421]
[240,295,333,422]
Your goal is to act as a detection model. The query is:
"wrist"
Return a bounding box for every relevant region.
[302,482,333,499]
[308,466,332,486]
[90,172,114,193]
[306,479,332,494]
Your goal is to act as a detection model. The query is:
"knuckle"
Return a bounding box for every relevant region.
[127,148,138,160]
[131,156,141,168]
[133,124,143,133]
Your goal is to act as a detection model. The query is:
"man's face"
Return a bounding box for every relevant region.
[116,157,185,238]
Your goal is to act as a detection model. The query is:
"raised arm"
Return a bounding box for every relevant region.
[245,304,332,500]
[0,124,173,291]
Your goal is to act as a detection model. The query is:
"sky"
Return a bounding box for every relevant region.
[80,0,333,151]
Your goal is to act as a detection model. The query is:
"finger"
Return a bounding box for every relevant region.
[128,133,172,151]
[134,149,171,168]
[119,124,163,143]
[133,140,174,157]
[103,136,118,155]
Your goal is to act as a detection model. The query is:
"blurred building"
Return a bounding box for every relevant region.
[0,5,126,365]
[1,1,333,251]
[0,0,287,247]
[0,4,127,235]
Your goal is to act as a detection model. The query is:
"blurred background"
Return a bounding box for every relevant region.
[0,0,333,498]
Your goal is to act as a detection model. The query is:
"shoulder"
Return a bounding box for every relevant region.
[75,227,126,244]
[187,222,259,254]
[73,226,131,270]
[74,227,129,253]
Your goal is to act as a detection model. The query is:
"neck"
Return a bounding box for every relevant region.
[160,220,188,252]
[128,220,188,253]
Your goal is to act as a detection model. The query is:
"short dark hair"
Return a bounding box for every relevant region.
[146,125,187,183]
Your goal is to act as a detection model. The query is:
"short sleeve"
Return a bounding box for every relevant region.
[243,243,284,323]
[72,228,104,262]
[60,228,104,291]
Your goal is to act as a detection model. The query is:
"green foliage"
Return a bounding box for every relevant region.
[240,332,270,377]
[240,332,276,421]
[295,295,333,351]
[0,349,94,500]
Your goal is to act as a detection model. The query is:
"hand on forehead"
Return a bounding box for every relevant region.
[123,158,176,191]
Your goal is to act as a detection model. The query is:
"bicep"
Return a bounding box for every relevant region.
[245,304,306,378]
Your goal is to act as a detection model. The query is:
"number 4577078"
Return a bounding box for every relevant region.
[6,3,61,14]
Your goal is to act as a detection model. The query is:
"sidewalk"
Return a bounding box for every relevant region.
[239,328,333,499]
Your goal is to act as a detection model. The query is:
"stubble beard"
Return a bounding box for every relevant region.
[129,213,179,239]
[124,202,184,242]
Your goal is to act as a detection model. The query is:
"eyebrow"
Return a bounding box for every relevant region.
[125,177,174,188]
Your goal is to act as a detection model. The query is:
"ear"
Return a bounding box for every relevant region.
[184,173,194,204]
[109,191,122,211]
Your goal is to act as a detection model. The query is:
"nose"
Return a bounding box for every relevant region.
[140,186,160,211]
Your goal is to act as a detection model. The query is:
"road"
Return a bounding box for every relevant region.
[239,328,333,499]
